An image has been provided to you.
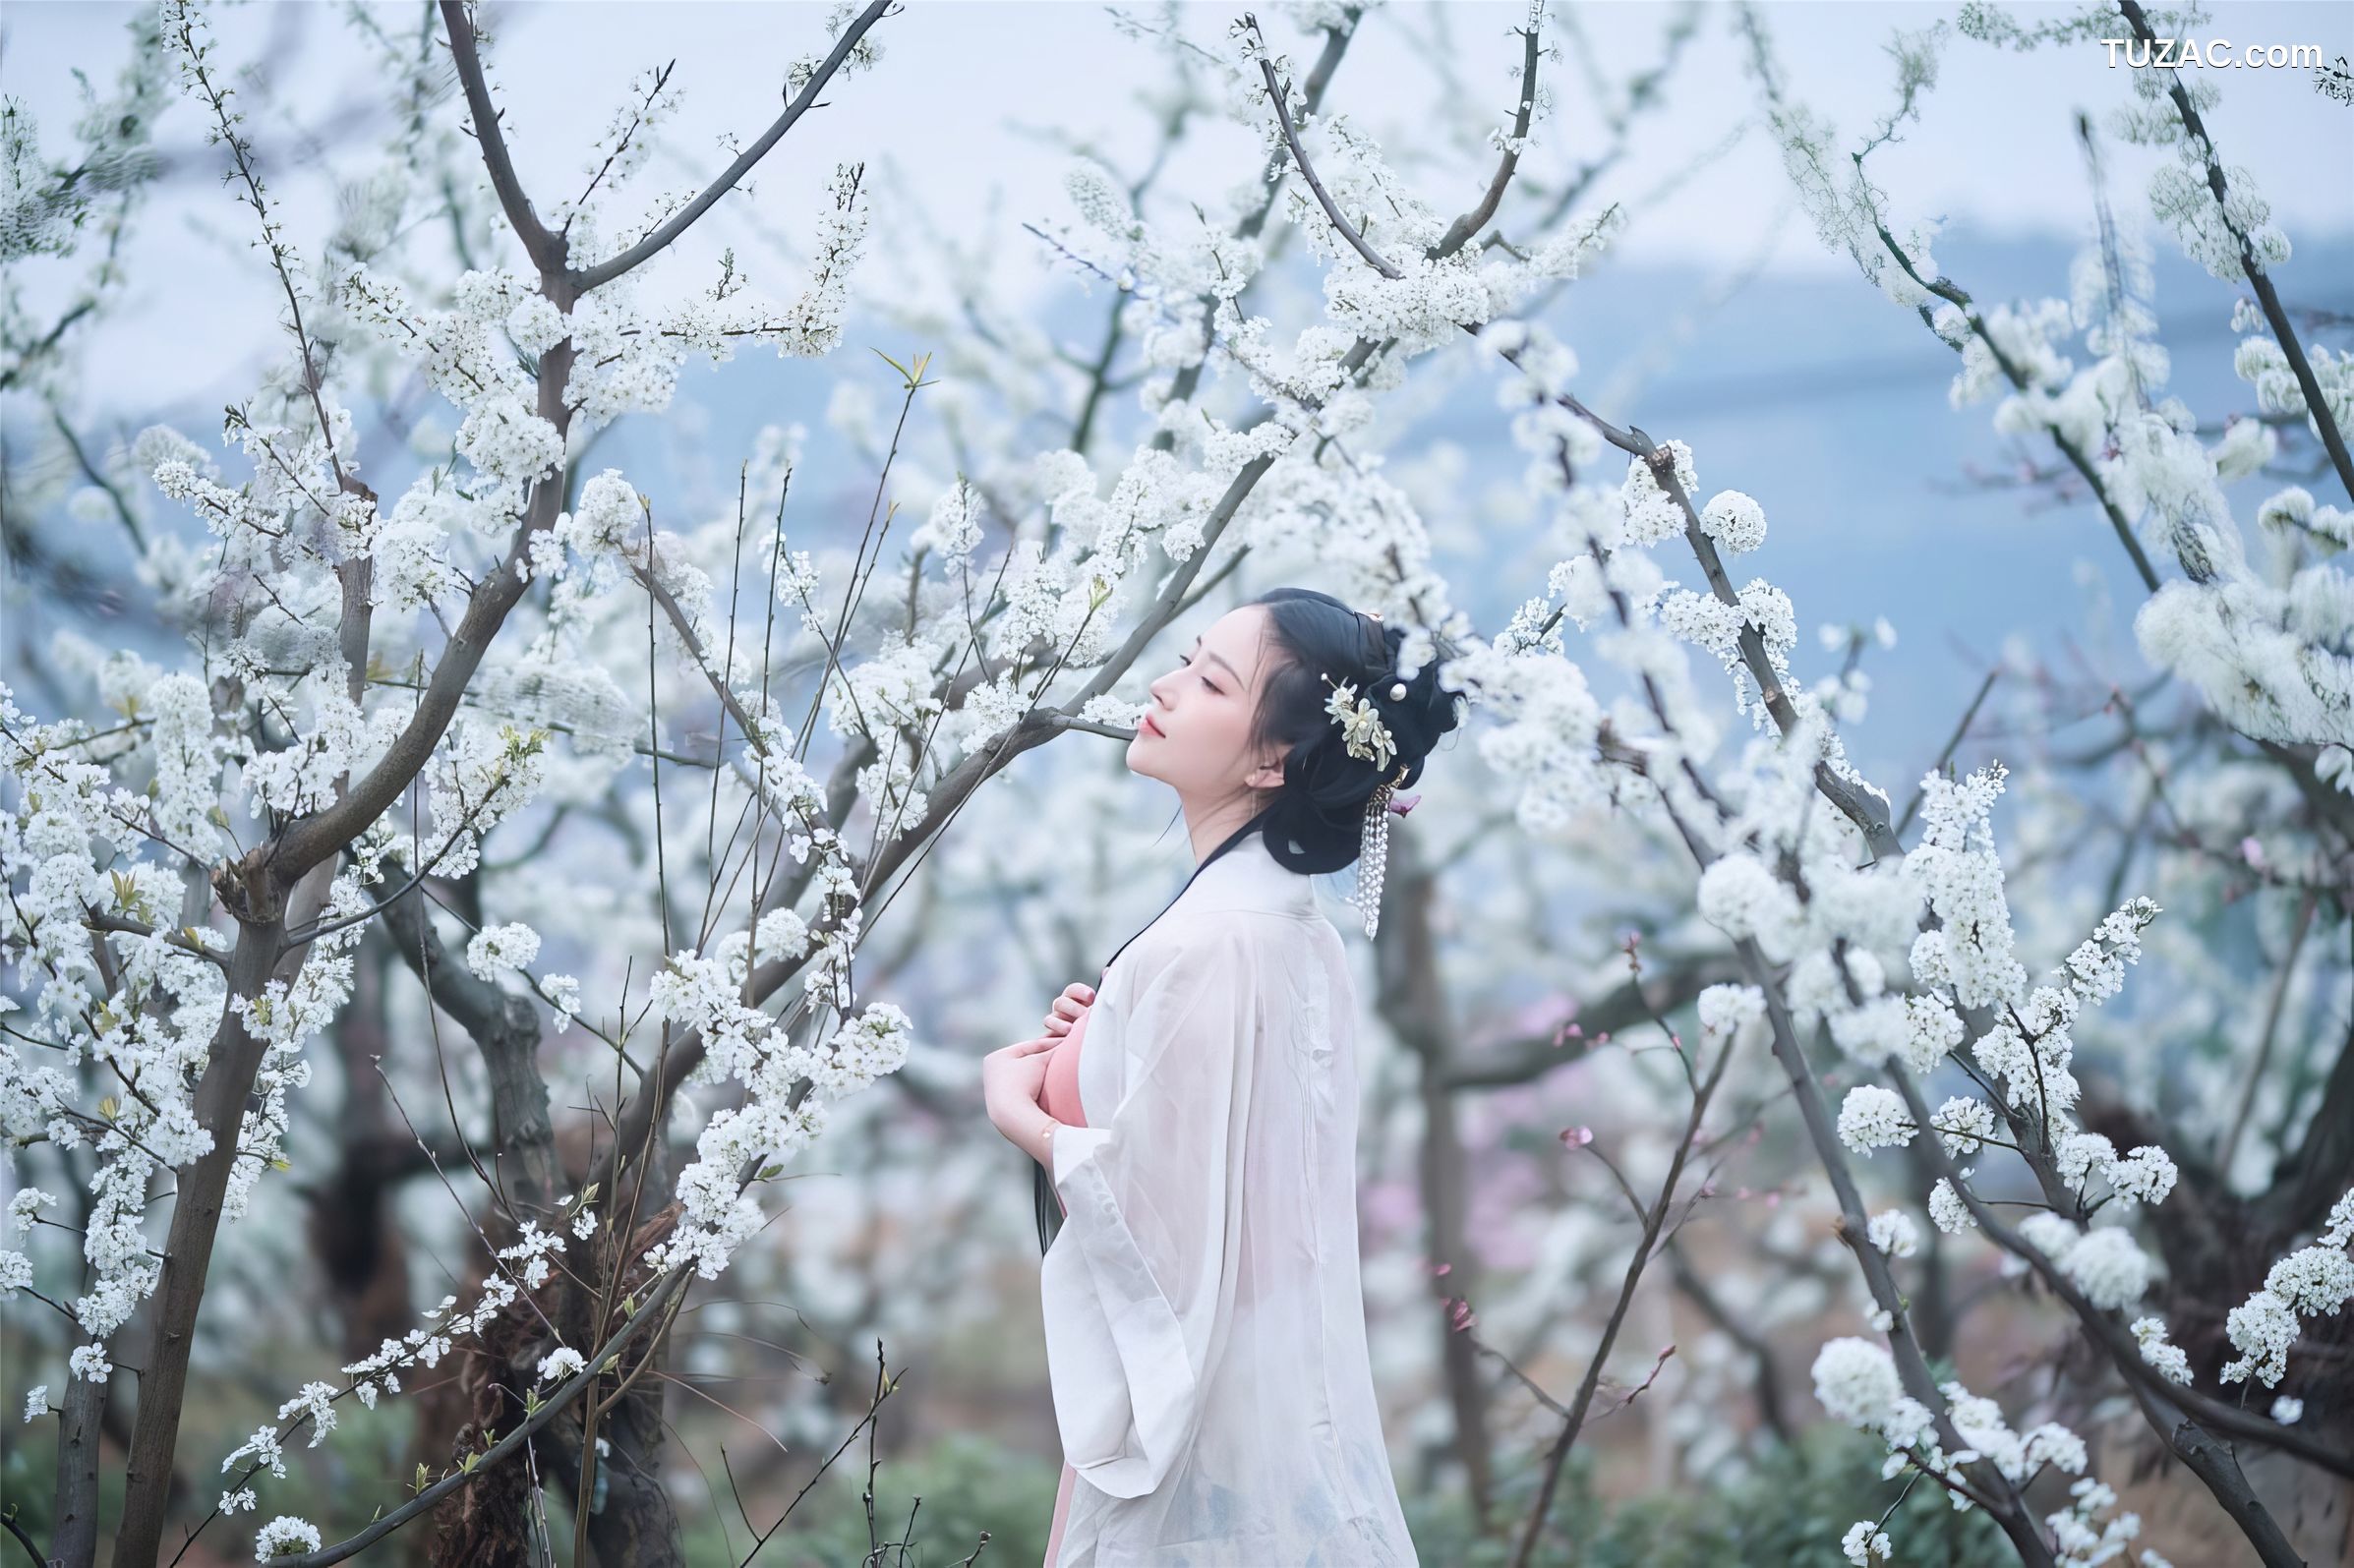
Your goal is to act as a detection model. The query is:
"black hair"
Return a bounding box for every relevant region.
[1237,585,1466,875]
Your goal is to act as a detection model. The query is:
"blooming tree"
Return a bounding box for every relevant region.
[5,2,2350,1566]
[0,0,1608,1559]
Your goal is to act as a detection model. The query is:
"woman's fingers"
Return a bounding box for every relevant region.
[1017,983,1097,1044]
[1006,1034,1058,1056]
[1040,986,1094,1034]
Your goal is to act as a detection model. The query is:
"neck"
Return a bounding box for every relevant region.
[1182,793,1267,867]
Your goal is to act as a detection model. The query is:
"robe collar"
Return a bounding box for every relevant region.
[1175,828,1319,920]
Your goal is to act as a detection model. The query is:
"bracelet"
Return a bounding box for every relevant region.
[1039,1116,1060,1163]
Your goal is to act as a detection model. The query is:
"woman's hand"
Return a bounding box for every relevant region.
[1040,980,1095,1039]
[982,1033,1057,1145]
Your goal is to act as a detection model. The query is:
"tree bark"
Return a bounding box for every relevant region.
[112,910,284,1566]
[48,1371,106,1568]
[1377,830,1496,1527]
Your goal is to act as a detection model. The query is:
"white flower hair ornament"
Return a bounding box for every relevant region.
[1322,675,1396,770]
[1321,623,1421,941]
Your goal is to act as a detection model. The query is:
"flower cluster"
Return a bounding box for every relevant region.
[1813,1337,2142,1563]
[2217,1190,2354,1387]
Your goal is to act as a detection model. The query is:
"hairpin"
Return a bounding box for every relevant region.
[1321,674,1396,770]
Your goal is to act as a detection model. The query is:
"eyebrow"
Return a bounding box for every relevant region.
[1191,634,1246,688]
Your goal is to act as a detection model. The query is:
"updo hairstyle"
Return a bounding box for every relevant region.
[1240,586,1465,876]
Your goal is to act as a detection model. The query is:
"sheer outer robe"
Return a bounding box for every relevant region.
[1041,833,1418,1566]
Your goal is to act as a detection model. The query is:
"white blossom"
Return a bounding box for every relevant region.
[537,1346,587,1383]
[2131,1316,2192,1384]
[465,922,541,984]
[2220,1289,2299,1387]
[1930,1179,1976,1235]
[2107,1146,2179,1207]
[1695,982,1765,1039]
[1841,1520,1893,1564]
[1899,993,1965,1075]
[2265,1245,2354,1318]
[1867,1208,1920,1259]
[1930,1095,1996,1159]
[542,974,583,1031]
[1811,1336,1901,1429]
[1837,1085,1916,1155]
[1695,852,1802,953]
[2063,1227,2153,1312]
[254,1516,322,1560]
[1699,489,1767,554]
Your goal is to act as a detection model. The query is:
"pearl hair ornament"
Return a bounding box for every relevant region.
[1363,610,1409,701]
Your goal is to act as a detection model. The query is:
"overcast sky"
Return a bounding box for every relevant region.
[5,0,2350,417]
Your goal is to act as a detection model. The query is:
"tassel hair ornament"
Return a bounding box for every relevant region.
[1321,605,1421,939]
[1348,760,1415,940]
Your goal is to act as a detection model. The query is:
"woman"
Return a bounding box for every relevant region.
[981,587,1460,1566]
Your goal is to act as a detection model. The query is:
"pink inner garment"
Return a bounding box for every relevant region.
[1040,985,1098,1565]
[1040,996,1093,1143]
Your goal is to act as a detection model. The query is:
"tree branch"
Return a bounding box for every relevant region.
[568,1,898,294]
[273,1264,691,1568]
[438,0,563,272]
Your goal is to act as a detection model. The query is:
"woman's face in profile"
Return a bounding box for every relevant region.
[1128,605,1285,801]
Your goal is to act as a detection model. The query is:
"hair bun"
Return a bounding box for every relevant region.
[1363,619,1464,789]
[1244,589,1467,876]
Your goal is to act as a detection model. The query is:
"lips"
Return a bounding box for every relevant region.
[1141,713,1165,738]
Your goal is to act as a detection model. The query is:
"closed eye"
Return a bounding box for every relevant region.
[1178,653,1218,692]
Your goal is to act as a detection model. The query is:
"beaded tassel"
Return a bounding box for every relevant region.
[1328,631,1414,941]
[1348,764,1407,940]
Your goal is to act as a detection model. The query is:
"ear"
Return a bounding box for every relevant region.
[1243,745,1289,792]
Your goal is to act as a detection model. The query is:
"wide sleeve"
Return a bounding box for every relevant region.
[1037,924,1260,1499]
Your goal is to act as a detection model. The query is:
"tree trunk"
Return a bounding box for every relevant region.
[1378,829,1496,1526]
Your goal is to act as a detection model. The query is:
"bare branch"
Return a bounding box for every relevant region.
[570,2,899,293]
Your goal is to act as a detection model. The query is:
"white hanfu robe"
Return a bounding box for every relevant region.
[1041,829,1420,1566]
